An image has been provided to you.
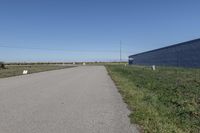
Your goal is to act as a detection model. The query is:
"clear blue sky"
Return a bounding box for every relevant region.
[1,0,200,62]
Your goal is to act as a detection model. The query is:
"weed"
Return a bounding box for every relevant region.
[106,65,200,133]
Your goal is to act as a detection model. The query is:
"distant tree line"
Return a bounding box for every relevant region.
[5,62,74,65]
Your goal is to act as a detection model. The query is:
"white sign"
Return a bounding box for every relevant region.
[152,65,156,71]
[23,70,28,75]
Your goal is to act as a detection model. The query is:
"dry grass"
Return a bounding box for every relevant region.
[0,64,75,78]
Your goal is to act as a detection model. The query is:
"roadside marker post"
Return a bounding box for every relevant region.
[152,65,156,71]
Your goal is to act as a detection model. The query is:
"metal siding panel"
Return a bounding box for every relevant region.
[128,39,200,68]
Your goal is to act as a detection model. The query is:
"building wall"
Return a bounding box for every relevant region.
[129,39,200,68]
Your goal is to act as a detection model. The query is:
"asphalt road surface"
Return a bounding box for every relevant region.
[0,66,139,133]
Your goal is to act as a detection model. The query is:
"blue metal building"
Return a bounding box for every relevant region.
[129,38,200,68]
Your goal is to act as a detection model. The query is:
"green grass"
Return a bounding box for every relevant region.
[0,64,75,78]
[106,65,200,133]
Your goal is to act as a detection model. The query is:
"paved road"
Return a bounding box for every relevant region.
[0,66,138,133]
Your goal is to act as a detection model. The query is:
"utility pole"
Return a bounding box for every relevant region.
[120,40,122,63]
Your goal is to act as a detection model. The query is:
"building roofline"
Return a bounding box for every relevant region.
[129,38,200,57]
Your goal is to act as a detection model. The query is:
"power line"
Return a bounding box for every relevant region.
[120,40,122,62]
[0,45,133,54]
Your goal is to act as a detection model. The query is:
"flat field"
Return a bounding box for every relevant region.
[106,65,200,133]
[0,64,75,78]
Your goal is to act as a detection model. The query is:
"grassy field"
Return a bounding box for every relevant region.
[106,65,200,133]
[0,64,75,78]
